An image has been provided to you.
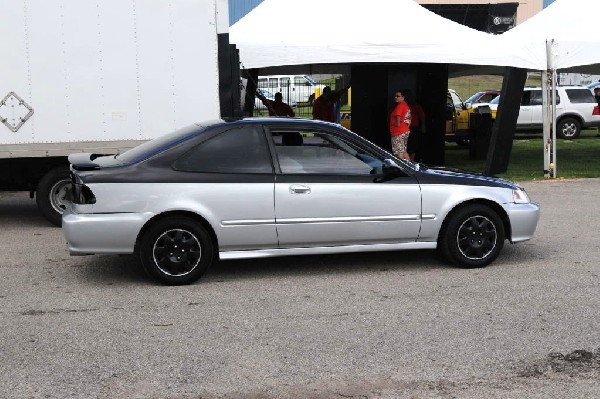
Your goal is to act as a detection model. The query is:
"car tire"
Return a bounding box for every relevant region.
[557,117,581,140]
[139,217,214,285]
[36,166,71,227]
[439,204,505,269]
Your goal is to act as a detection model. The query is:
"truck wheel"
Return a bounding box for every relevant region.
[557,117,581,140]
[36,167,71,227]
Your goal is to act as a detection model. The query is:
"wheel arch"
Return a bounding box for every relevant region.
[134,210,219,258]
[437,199,512,245]
[557,113,584,126]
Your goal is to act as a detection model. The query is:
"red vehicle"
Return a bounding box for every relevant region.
[464,90,500,106]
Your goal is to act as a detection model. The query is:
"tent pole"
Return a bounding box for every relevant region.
[544,39,558,178]
[542,70,551,179]
[551,67,557,178]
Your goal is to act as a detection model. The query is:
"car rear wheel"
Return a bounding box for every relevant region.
[139,217,214,285]
[557,117,581,140]
[439,204,505,268]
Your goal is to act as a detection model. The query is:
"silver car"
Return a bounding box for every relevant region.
[63,118,540,285]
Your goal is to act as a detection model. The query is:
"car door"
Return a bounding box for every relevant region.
[528,90,545,127]
[268,125,422,248]
[449,90,470,133]
[517,90,534,126]
[172,125,278,251]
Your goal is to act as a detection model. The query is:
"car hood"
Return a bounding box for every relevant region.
[414,164,519,189]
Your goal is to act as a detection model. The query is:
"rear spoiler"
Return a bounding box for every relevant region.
[68,153,115,171]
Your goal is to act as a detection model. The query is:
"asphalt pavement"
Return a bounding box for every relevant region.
[0,179,599,398]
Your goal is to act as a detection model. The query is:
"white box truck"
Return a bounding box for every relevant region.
[0,0,240,225]
[257,75,326,106]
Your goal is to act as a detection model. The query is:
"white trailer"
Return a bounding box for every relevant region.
[558,73,600,86]
[0,0,239,225]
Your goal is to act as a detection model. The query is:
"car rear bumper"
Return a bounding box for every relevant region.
[62,203,150,255]
[505,202,540,243]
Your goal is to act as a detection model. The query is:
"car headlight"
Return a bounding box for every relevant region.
[512,188,530,204]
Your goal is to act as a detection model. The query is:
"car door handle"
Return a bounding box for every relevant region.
[289,184,311,194]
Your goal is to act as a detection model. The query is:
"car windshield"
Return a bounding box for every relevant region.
[490,96,500,104]
[303,75,317,85]
[116,122,215,164]
[257,89,274,100]
[465,93,482,104]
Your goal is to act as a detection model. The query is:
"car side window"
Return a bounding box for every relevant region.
[173,126,273,173]
[566,89,595,104]
[530,91,543,106]
[523,90,560,105]
[271,130,383,175]
[481,93,496,103]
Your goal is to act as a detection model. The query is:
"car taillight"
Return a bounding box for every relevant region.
[71,183,96,205]
[594,106,599,116]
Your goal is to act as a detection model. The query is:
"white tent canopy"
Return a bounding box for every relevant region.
[230,0,535,74]
[497,0,600,178]
[499,0,600,73]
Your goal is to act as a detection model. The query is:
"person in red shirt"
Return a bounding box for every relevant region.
[405,90,426,161]
[257,91,295,117]
[390,89,412,160]
[312,83,350,123]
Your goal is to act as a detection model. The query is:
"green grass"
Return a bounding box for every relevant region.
[445,129,600,181]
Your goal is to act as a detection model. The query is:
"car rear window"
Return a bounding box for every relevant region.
[116,122,213,164]
[566,89,596,104]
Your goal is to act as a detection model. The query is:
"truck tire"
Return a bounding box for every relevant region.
[36,167,71,227]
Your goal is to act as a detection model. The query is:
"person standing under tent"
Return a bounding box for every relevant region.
[405,89,426,161]
[312,83,351,123]
[594,87,600,137]
[256,91,295,117]
[389,89,412,160]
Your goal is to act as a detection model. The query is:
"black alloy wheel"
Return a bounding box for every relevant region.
[139,217,214,285]
[439,204,505,268]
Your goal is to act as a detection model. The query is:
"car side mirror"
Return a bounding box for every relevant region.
[382,158,401,175]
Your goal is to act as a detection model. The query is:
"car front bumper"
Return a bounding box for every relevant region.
[504,201,540,243]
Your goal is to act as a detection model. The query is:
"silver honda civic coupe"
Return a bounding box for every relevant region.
[63,118,540,285]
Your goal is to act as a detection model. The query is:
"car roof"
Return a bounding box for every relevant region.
[227,117,343,128]
[524,86,590,90]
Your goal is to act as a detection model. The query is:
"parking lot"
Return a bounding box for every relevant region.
[1,179,599,398]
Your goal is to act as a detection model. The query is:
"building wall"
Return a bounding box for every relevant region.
[229,0,262,25]
[416,0,543,24]
[229,0,545,26]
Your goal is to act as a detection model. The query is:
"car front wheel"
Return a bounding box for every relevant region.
[439,204,505,268]
[557,117,581,140]
[139,217,214,285]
